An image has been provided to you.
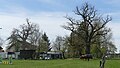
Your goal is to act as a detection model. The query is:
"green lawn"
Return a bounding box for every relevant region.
[0,59,120,68]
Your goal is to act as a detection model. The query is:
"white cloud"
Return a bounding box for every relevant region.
[0,11,70,40]
[0,11,72,49]
[107,22,120,52]
[98,11,120,52]
[29,12,70,40]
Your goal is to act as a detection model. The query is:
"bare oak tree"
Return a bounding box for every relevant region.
[8,19,41,50]
[62,3,112,55]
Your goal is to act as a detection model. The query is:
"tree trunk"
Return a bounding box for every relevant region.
[85,43,91,61]
[62,52,66,59]
[85,43,90,54]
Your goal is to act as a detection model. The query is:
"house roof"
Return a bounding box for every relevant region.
[7,41,37,51]
[0,46,3,50]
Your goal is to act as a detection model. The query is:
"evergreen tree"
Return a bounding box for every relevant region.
[42,32,51,51]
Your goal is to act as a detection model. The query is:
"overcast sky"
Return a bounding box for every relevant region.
[0,0,120,52]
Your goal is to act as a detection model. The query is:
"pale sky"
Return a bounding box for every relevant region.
[0,0,120,52]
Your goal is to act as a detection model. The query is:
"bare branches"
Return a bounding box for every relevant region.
[62,2,112,54]
[94,16,112,34]
[62,16,78,33]
[102,15,112,25]
[8,19,42,50]
[74,2,97,23]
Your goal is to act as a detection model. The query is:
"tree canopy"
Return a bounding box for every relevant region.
[62,3,115,56]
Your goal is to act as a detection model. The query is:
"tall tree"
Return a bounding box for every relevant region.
[53,36,67,59]
[53,36,64,51]
[62,3,112,54]
[41,32,51,51]
[7,30,21,51]
[90,23,117,58]
[8,19,41,50]
[66,33,85,58]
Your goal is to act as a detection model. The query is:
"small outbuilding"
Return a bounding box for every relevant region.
[39,51,63,60]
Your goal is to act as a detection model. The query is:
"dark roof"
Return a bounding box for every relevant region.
[7,41,37,50]
[0,46,3,50]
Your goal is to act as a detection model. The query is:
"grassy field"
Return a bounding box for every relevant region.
[0,59,120,68]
